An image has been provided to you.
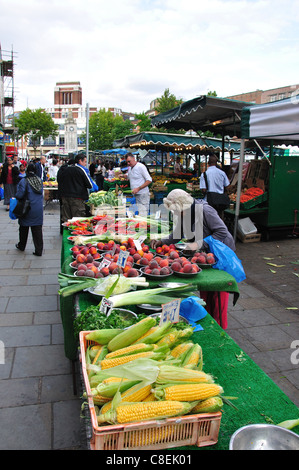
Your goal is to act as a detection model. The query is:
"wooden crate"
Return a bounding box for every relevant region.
[238,232,262,243]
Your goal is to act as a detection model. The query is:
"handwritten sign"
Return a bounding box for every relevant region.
[134,235,146,251]
[100,297,113,315]
[99,258,111,270]
[117,250,130,268]
[159,299,181,326]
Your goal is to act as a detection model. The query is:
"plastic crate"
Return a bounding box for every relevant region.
[240,192,268,210]
[79,331,222,451]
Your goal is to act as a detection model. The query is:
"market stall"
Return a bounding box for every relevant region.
[43,181,59,208]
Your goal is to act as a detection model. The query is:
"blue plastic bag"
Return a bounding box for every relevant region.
[204,235,246,283]
[0,187,4,200]
[179,296,208,331]
[9,198,18,220]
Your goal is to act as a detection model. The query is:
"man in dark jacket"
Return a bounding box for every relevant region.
[57,154,93,223]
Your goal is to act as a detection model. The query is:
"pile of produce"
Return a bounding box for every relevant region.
[240,187,264,204]
[190,252,216,266]
[87,190,121,208]
[82,317,225,426]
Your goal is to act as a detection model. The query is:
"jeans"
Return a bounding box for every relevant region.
[135,192,150,217]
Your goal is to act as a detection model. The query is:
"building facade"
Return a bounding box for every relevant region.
[226,84,299,104]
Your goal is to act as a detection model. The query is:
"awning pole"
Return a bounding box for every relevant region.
[233,138,245,242]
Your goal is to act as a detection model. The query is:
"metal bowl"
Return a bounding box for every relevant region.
[136,304,163,314]
[173,267,202,278]
[229,424,299,450]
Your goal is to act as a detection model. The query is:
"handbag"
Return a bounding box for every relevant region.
[13,180,31,218]
[203,172,230,209]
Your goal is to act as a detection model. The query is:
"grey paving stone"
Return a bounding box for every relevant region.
[0,404,52,450]
[0,312,33,327]
[33,310,61,325]
[0,347,14,379]
[1,325,50,347]
[0,275,28,286]
[27,274,58,285]
[240,324,295,351]
[12,344,71,378]
[0,377,40,407]
[53,400,83,450]
[229,308,279,327]
[6,295,58,313]
[0,285,45,297]
[41,374,78,403]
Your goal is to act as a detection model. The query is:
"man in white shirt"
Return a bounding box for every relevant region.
[126,153,152,217]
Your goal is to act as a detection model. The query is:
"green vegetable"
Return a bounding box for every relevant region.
[277,418,299,430]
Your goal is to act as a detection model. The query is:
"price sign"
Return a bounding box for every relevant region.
[134,235,146,251]
[155,210,161,220]
[159,299,181,326]
[126,209,134,218]
[100,297,113,315]
[99,258,111,270]
[117,249,129,268]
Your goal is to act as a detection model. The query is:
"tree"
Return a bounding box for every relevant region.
[135,112,152,132]
[88,108,115,151]
[154,88,183,114]
[15,108,58,157]
[112,116,134,140]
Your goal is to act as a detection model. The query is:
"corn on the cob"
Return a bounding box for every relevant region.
[154,383,223,401]
[97,400,193,424]
[182,344,202,370]
[100,383,152,414]
[134,321,173,344]
[96,379,139,397]
[191,396,223,413]
[101,351,160,370]
[142,392,156,402]
[170,342,193,359]
[126,425,175,446]
[156,330,179,348]
[86,328,122,344]
[101,376,128,384]
[156,364,214,384]
[105,343,154,359]
[92,345,108,365]
[107,317,156,352]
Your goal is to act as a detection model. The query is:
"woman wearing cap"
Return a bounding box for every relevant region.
[15,163,44,256]
[150,189,235,329]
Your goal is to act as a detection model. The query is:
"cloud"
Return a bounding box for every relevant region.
[2,0,299,114]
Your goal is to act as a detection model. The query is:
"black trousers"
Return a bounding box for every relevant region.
[18,225,43,255]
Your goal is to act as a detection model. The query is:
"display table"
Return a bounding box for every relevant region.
[60,228,240,361]
[59,229,299,450]
[44,187,59,208]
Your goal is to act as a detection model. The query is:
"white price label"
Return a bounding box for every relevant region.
[117,250,130,268]
[159,299,181,326]
[100,297,113,315]
[155,210,161,220]
[99,258,111,270]
[134,235,146,251]
[126,209,134,218]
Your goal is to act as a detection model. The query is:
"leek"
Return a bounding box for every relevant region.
[277,418,299,430]
[105,284,201,309]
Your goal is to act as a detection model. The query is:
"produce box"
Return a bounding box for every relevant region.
[240,192,268,210]
[237,233,262,243]
[79,330,222,451]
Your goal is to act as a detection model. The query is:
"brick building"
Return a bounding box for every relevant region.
[226,84,299,104]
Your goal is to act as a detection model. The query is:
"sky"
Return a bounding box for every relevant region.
[1,0,299,114]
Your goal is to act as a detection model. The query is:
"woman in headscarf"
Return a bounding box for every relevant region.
[15,163,44,256]
[0,156,20,211]
[150,189,235,329]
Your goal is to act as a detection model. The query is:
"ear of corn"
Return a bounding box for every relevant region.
[92,345,108,365]
[105,343,155,359]
[154,383,223,402]
[107,317,156,352]
[181,344,203,370]
[97,400,193,424]
[142,392,156,402]
[100,383,152,414]
[134,321,173,344]
[170,342,193,359]
[86,328,122,345]
[96,378,140,398]
[156,329,180,348]
[100,350,165,370]
[156,364,214,384]
[191,396,223,413]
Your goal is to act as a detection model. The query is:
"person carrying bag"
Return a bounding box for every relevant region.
[14,163,44,256]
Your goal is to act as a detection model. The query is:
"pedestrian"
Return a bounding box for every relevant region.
[48,159,59,180]
[35,156,48,182]
[126,153,152,217]
[95,160,106,190]
[150,189,235,329]
[18,163,27,179]
[0,156,20,211]
[174,156,183,173]
[12,154,21,168]
[15,163,44,256]
[199,154,230,219]
[57,153,93,223]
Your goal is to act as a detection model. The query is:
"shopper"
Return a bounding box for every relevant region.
[0,157,20,211]
[199,154,230,218]
[57,154,93,223]
[15,163,44,256]
[126,153,152,217]
[150,189,235,329]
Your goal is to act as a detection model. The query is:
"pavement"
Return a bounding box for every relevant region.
[0,201,298,450]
